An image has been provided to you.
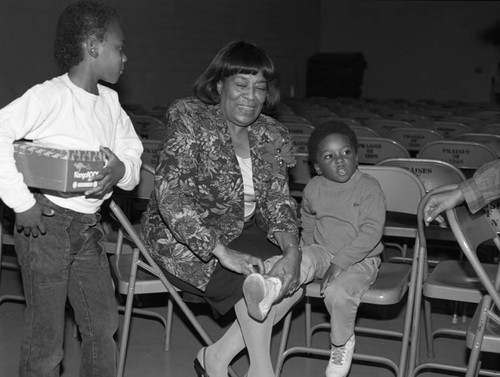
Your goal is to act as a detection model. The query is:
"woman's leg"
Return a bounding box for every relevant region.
[201,289,303,377]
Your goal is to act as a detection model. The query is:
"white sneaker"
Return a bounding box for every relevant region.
[242,273,282,321]
[325,335,355,377]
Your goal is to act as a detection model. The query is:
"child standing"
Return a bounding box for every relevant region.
[244,121,386,377]
[0,2,143,377]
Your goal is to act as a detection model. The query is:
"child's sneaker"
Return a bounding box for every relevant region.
[325,335,355,377]
[242,273,282,321]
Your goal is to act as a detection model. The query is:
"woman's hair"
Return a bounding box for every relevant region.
[308,120,359,163]
[54,1,120,71]
[193,40,280,114]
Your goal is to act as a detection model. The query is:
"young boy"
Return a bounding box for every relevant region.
[0,2,143,376]
[244,121,386,377]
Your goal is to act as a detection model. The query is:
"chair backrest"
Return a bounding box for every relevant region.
[358,165,426,215]
[350,125,381,138]
[388,127,443,154]
[288,152,314,190]
[447,204,500,309]
[290,133,309,154]
[130,115,166,140]
[283,122,315,135]
[364,119,411,137]
[455,133,500,157]
[377,157,466,192]
[429,121,473,139]
[391,113,430,128]
[418,140,497,171]
[357,136,411,165]
[479,123,500,135]
[442,115,481,131]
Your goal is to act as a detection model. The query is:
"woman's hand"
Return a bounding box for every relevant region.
[212,244,265,276]
[424,188,464,226]
[267,249,301,297]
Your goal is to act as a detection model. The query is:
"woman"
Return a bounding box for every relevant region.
[141,40,303,377]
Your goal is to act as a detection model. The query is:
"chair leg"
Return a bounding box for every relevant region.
[164,298,174,351]
[465,296,491,377]
[305,298,313,347]
[117,249,140,377]
[423,298,434,358]
[274,311,293,377]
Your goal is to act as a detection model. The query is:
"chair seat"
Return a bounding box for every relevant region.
[110,253,174,295]
[384,212,417,238]
[423,260,498,302]
[305,262,412,305]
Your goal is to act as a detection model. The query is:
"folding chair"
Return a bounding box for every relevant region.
[364,119,411,137]
[418,140,497,177]
[455,133,500,158]
[388,127,443,156]
[275,165,426,377]
[376,158,466,253]
[357,136,410,165]
[408,186,499,377]
[290,133,309,154]
[448,204,500,377]
[429,121,473,139]
[282,122,315,135]
[288,152,314,197]
[0,201,23,305]
[108,164,231,377]
[443,116,482,131]
[130,115,166,140]
[479,123,500,136]
[391,113,431,128]
[350,125,381,138]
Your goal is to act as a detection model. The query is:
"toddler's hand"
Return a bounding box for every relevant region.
[320,263,344,297]
[85,146,125,199]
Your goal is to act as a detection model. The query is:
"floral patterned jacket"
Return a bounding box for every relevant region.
[140,97,299,291]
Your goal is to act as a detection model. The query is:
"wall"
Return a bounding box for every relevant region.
[0,0,320,108]
[319,1,500,103]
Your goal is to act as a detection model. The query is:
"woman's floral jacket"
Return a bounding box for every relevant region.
[140,97,299,291]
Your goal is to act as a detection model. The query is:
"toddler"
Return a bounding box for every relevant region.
[244,121,386,377]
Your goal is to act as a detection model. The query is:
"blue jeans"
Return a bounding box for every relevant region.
[14,194,118,377]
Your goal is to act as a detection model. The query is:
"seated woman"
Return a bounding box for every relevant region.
[140,40,303,377]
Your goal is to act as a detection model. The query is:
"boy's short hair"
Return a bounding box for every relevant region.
[54,1,120,71]
[308,120,359,163]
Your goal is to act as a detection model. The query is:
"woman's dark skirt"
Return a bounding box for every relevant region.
[163,218,281,315]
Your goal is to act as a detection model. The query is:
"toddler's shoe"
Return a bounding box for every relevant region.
[326,335,355,377]
[242,273,282,321]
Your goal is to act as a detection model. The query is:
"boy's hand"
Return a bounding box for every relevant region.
[85,146,125,199]
[16,202,55,237]
[320,263,344,296]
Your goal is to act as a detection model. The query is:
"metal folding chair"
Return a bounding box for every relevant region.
[448,203,500,377]
[0,201,23,305]
[357,136,411,165]
[108,164,234,377]
[409,186,499,376]
[275,165,426,377]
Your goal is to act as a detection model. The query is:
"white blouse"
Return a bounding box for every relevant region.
[236,155,256,221]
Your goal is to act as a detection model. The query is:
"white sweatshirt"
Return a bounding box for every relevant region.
[0,74,143,214]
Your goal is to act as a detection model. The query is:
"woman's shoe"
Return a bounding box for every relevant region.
[193,347,209,377]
